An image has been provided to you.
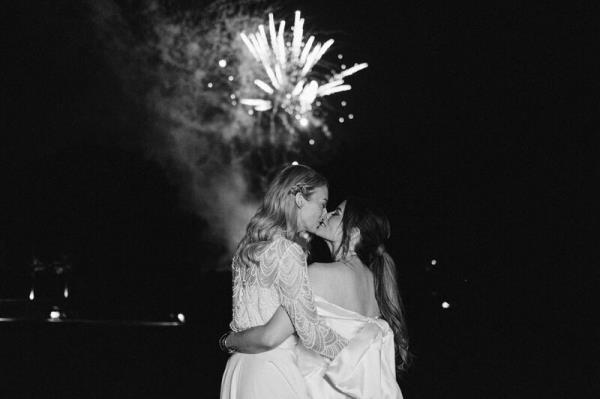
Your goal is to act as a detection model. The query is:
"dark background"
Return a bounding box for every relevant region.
[0,0,596,397]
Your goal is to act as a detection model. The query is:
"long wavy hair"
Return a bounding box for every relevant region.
[336,197,411,372]
[235,164,327,265]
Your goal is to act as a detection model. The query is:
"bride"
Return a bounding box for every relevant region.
[220,164,348,399]
[223,196,410,398]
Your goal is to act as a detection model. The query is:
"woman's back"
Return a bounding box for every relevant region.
[308,258,380,319]
[230,237,289,331]
[296,285,403,399]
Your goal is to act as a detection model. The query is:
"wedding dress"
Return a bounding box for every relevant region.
[296,295,404,399]
[220,237,347,399]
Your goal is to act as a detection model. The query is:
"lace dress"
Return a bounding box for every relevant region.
[220,237,348,399]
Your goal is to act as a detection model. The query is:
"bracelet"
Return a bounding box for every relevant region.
[219,331,238,354]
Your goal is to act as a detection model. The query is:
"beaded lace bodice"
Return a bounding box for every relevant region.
[230,237,348,359]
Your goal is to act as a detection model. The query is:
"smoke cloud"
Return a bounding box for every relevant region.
[87,0,279,266]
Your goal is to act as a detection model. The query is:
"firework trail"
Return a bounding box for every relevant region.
[238,10,367,137]
[88,0,368,265]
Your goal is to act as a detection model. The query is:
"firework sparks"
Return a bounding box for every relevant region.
[239,10,368,130]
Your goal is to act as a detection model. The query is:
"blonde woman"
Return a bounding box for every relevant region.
[220,164,348,399]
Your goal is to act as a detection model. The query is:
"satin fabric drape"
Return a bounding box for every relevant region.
[296,296,403,399]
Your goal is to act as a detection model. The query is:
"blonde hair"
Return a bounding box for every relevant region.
[236,164,327,265]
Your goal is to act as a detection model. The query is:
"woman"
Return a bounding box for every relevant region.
[220,164,349,399]
[225,197,410,398]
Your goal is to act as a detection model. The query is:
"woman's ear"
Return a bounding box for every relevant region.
[294,192,305,208]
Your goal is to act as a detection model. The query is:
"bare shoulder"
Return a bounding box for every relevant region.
[308,261,360,302]
[307,262,334,297]
[307,262,325,279]
[308,261,328,272]
[308,261,348,282]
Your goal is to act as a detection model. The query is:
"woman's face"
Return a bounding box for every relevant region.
[297,185,329,234]
[315,200,346,243]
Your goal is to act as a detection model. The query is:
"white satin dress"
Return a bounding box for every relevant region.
[296,295,404,399]
[220,237,348,399]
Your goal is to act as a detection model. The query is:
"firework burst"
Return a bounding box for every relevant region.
[90,2,371,261]
[237,11,368,137]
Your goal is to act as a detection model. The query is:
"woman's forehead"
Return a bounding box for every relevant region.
[312,185,328,199]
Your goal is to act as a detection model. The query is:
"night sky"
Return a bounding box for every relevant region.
[1,1,595,397]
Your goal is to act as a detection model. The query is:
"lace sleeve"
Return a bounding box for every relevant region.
[274,239,348,359]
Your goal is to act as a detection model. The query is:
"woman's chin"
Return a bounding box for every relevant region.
[309,230,322,237]
[313,227,328,240]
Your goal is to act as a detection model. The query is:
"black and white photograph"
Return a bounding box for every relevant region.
[1,0,595,398]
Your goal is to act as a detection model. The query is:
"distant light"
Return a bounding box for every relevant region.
[308,138,315,145]
[231,100,237,106]
[218,59,227,68]
[49,310,61,320]
[431,259,437,266]
[63,286,69,298]
[348,113,354,119]
[441,301,450,309]
[341,64,347,70]
[228,75,234,81]
[338,117,345,123]
[337,54,343,59]
[177,313,186,323]
[291,161,299,165]
[207,82,213,88]
[299,117,309,127]
[341,101,347,107]
[248,109,254,116]
[29,288,35,301]
[230,94,236,99]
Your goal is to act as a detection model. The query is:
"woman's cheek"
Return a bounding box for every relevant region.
[308,205,317,220]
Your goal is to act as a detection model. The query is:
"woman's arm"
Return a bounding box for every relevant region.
[275,241,348,359]
[223,240,347,357]
[226,307,294,353]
